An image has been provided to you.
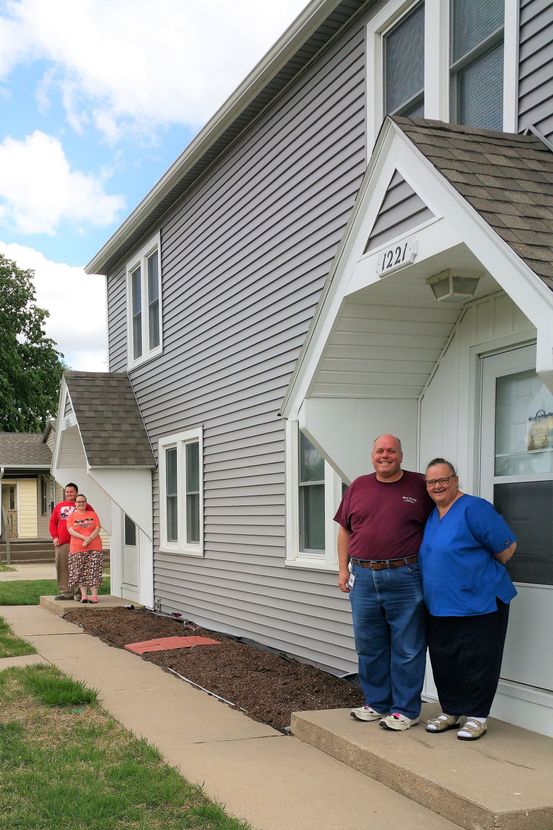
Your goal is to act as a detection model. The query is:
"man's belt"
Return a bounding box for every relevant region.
[350,555,418,571]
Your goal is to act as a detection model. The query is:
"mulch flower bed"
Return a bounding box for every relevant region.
[64,606,363,732]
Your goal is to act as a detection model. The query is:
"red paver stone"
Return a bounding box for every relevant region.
[124,636,220,654]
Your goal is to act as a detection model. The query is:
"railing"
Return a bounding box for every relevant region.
[0,506,11,565]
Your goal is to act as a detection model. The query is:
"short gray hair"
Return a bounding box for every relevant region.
[425,458,456,476]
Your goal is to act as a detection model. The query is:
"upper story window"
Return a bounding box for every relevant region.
[159,427,203,556]
[384,1,424,118]
[450,0,504,130]
[367,0,508,148]
[126,232,162,369]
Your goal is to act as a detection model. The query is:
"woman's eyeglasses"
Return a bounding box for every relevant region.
[425,476,455,488]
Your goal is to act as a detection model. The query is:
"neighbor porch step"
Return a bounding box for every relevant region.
[291,703,553,830]
[0,540,54,563]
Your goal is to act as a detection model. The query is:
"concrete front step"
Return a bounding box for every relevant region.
[40,595,142,615]
[291,703,553,830]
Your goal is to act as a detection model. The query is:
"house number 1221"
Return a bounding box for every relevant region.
[376,237,418,276]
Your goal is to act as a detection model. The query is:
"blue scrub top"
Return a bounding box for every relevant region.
[419,494,517,616]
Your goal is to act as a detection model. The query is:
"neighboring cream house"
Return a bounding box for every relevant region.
[0,431,60,541]
[53,0,553,736]
[0,427,111,557]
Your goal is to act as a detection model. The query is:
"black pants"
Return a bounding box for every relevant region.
[427,600,510,718]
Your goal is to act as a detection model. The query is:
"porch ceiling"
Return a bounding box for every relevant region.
[309,247,498,399]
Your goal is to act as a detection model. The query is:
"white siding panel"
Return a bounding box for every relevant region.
[107,264,127,372]
[420,293,535,478]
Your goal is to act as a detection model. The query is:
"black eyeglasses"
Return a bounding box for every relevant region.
[425,476,455,488]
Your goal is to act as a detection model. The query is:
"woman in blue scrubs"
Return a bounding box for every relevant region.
[419,459,517,741]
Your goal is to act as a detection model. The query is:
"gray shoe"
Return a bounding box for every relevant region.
[54,594,73,601]
[350,705,386,722]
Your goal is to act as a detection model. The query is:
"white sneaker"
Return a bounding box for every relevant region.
[350,705,386,722]
[379,712,419,731]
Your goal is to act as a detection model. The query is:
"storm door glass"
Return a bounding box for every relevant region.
[492,369,553,585]
[124,514,137,546]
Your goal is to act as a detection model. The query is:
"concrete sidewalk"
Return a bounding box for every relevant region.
[0,562,56,581]
[0,605,457,830]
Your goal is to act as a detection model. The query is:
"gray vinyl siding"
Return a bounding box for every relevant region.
[106,13,369,674]
[518,0,553,140]
[107,263,127,372]
[364,171,434,253]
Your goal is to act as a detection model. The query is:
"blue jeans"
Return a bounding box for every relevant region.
[349,561,426,720]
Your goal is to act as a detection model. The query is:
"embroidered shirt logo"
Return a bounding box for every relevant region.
[402,496,417,504]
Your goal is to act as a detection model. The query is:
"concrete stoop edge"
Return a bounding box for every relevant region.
[291,711,553,830]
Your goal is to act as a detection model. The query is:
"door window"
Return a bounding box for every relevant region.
[484,354,553,585]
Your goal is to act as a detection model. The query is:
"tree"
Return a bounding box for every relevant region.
[0,253,65,432]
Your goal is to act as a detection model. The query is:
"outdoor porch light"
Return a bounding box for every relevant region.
[426,269,480,302]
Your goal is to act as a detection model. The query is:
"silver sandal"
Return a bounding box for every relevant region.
[457,719,487,741]
[425,713,461,733]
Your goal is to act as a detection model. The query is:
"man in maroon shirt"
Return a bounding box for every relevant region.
[334,434,433,731]
[49,482,82,600]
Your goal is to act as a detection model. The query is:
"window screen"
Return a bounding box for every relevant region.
[299,432,325,551]
[450,0,504,130]
[186,442,200,544]
[384,2,424,116]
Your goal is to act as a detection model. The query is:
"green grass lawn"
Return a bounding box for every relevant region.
[0,563,16,572]
[0,664,250,830]
[0,577,110,606]
[0,617,36,658]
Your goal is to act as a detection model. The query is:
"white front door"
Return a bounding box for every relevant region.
[481,345,553,701]
[122,514,140,602]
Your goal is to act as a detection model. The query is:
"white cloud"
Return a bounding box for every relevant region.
[0,130,125,234]
[0,240,107,371]
[0,0,307,139]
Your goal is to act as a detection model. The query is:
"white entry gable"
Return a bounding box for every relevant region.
[51,371,155,537]
[281,117,553,482]
[282,117,553,426]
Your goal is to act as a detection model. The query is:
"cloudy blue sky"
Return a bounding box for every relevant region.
[0,0,306,369]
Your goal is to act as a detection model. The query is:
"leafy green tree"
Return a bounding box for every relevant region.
[0,253,65,432]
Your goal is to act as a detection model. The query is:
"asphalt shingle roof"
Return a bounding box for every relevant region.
[0,433,51,467]
[65,372,155,468]
[393,117,553,291]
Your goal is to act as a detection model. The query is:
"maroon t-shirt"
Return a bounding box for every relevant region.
[334,471,433,560]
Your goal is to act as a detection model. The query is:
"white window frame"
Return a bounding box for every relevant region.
[126,232,162,369]
[285,420,342,570]
[366,0,515,153]
[159,427,203,557]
